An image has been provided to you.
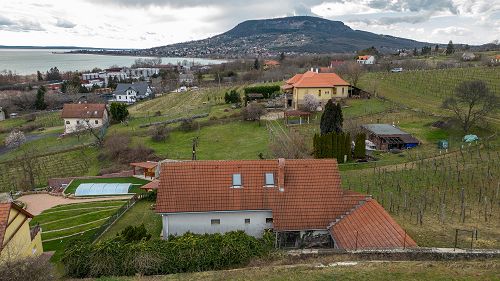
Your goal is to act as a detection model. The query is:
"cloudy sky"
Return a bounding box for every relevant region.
[0,0,499,49]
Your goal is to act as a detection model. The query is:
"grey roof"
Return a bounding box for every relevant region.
[362,124,410,136]
[113,82,150,97]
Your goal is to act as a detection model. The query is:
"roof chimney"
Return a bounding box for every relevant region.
[278,158,285,192]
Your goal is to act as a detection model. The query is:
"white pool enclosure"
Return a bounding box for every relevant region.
[74,183,132,196]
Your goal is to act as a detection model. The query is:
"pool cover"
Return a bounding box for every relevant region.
[75,183,131,196]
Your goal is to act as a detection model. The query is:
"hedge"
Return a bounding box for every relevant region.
[244,85,281,99]
[62,231,274,278]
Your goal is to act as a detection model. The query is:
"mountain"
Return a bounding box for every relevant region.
[138,16,432,58]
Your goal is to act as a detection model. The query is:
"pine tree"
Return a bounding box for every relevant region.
[446,40,454,55]
[354,133,366,159]
[320,99,335,135]
[334,102,343,133]
[344,132,352,162]
[34,86,47,110]
[253,58,260,70]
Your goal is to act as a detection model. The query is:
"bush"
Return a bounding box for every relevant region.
[110,103,129,123]
[62,231,273,278]
[0,256,55,281]
[224,90,241,104]
[116,224,152,243]
[244,85,281,99]
[242,103,266,121]
[150,125,170,142]
[179,119,198,132]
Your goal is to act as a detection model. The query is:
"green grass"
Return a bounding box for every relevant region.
[139,121,269,160]
[0,111,61,132]
[99,200,162,240]
[83,259,500,281]
[342,98,395,118]
[30,200,127,257]
[64,177,151,195]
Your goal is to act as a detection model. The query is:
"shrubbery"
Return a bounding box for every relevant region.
[179,118,199,132]
[224,90,241,104]
[243,85,280,99]
[313,132,351,162]
[62,231,273,278]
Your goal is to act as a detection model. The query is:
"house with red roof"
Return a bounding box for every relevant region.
[156,159,417,250]
[61,103,108,134]
[282,70,350,110]
[356,55,375,65]
[0,202,43,262]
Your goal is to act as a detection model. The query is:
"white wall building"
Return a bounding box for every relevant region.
[61,103,108,134]
[0,107,5,121]
[112,82,153,104]
[356,55,376,65]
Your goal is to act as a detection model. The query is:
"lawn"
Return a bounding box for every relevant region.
[99,200,162,240]
[82,259,500,281]
[138,120,270,160]
[30,200,127,259]
[64,177,151,195]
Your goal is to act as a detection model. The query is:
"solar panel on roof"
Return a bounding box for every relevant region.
[75,183,132,196]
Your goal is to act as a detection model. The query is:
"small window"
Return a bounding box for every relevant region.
[95,120,99,125]
[76,120,80,124]
[265,173,274,186]
[65,121,70,124]
[245,218,250,224]
[232,174,242,187]
[211,219,220,225]
[266,218,273,224]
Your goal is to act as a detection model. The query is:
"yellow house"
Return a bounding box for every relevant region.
[0,202,43,262]
[282,70,350,110]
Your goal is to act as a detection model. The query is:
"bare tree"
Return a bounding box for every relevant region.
[442,80,499,133]
[302,94,319,112]
[338,62,364,88]
[0,256,55,281]
[268,122,311,159]
[242,103,267,121]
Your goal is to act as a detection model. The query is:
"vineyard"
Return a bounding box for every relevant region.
[341,145,500,248]
[0,147,98,192]
[359,67,500,121]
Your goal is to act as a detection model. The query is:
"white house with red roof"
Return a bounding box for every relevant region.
[356,55,376,65]
[282,70,350,110]
[156,159,417,249]
[61,103,108,134]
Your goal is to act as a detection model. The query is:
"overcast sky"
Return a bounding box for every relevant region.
[0,0,499,49]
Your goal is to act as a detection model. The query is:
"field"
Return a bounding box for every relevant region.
[82,259,500,281]
[358,66,500,124]
[99,200,162,240]
[30,200,128,259]
[64,177,150,195]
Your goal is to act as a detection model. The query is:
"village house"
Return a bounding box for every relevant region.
[0,202,43,262]
[112,82,153,104]
[282,70,350,109]
[490,55,500,64]
[61,103,109,134]
[462,52,476,61]
[156,159,417,249]
[179,73,195,86]
[362,124,420,151]
[263,60,280,70]
[356,55,376,65]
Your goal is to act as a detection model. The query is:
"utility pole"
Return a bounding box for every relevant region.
[192,137,199,160]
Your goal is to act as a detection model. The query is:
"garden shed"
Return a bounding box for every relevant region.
[362,124,420,151]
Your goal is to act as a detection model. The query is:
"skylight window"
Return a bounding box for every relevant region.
[265,173,275,186]
[232,174,242,188]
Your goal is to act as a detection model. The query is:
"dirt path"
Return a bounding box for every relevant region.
[17,193,133,215]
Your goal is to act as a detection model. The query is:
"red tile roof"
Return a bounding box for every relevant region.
[330,198,417,250]
[141,180,159,190]
[264,60,281,66]
[284,71,349,88]
[158,159,361,231]
[61,103,107,119]
[0,202,34,252]
[357,55,372,60]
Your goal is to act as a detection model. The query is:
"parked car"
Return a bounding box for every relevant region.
[391,67,403,73]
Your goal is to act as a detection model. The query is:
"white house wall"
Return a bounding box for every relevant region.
[161,210,273,239]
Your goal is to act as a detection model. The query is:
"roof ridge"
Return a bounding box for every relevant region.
[327,195,372,229]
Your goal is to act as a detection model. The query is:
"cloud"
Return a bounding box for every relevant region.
[432,26,471,36]
[0,18,44,32]
[55,18,77,28]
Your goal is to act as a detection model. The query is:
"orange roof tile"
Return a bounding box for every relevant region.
[141,180,159,190]
[330,199,417,250]
[157,159,363,231]
[61,103,107,119]
[357,55,371,60]
[264,60,280,66]
[284,71,349,88]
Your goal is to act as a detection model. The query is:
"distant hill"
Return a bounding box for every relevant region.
[140,16,432,58]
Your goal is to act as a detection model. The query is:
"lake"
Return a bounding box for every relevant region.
[0,49,225,75]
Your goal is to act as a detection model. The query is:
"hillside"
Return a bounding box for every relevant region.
[137,16,431,57]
